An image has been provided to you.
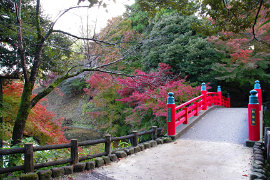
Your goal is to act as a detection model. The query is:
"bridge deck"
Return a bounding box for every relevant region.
[181,107,249,144]
[69,108,253,180]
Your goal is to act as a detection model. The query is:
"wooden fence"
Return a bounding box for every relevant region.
[0,126,163,174]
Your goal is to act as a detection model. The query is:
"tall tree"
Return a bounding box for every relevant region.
[0,0,73,77]
[140,12,222,82]
[137,0,270,38]
[1,0,139,145]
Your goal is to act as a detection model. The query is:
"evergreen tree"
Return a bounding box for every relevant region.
[140,13,222,82]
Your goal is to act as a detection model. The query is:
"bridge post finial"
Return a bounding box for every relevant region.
[248,89,260,142]
[201,83,207,110]
[217,86,222,106]
[167,92,176,136]
[254,80,261,89]
[254,80,262,111]
[167,92,175,104]
[249,90,258,104]
[201,83,206,91]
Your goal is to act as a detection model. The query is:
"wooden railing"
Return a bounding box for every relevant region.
[0,126,163,174]
[167,83,230,136]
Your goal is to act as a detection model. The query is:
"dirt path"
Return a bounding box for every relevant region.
[67,108,252,180]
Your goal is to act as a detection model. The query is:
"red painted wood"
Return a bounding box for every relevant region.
[167,91,230,135]
[167,103,176,136]
[248,103,260,141]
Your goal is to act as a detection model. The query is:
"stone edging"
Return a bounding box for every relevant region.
[250,141,267,180]
[11,137,173,180]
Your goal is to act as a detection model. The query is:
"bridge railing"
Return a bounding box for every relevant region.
[167,83,230,136]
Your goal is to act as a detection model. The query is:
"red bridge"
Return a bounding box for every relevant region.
[0,81,265,180]
[166,83,230,137]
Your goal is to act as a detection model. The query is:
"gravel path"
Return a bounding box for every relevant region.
[66,108,252,180]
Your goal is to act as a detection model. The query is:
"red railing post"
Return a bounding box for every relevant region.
[212,94,216,105]
[195,102,199,116]
[208,95,212,107]
[227,93,231,108]
[201,83,207,110]
[254,80,263,139]
[167,92,176,136]
[183,107,188,124]
[248,90,260,141]
[254,80,262,111]
[217,86,222,106]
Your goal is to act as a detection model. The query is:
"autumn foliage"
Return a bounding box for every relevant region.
[206,5,270,86]
[116,63,200,117]
[2,81,68,144]
[84,63,201,135]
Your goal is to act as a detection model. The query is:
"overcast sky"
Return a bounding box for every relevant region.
[40,0,135,36]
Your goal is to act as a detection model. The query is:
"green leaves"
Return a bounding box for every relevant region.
[137,0,270,34]
[137,0,198,16]
[140,12,221,82]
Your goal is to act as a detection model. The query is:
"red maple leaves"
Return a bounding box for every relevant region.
[84,63,201,124]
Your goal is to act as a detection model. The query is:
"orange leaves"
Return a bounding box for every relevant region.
[123,30,136,42]
[3,81,68,144]
[84,72,116,97]
[230,49,253,62]
[3,81,24,96]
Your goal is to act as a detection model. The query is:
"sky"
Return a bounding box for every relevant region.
[40,0,135,36]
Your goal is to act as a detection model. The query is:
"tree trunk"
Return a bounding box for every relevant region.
[11,82,34,145]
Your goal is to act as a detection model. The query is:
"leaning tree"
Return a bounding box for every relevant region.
[1,0,139,145]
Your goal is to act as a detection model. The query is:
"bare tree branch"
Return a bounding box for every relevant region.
[94,43,142,69]
[53,30,124,46]
[222,0,229,12]
[36,0,42,40]
[252,0,263,40]
[30,67,134,108]
[43,6,90,41]
[29,0,44,83]
[15,0,28,82]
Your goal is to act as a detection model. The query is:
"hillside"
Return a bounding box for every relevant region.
[36,75,101,141]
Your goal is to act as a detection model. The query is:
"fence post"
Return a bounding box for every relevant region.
[132,131,138,146]
[24,143,34,173]
[167,92,176,136]
[71,139,78,165]
[217,86,222,106]
[152,126,158,140]
[248,90,260,141]
[226,93,230,108]
[105,134,111,155]
[201,83,207,110]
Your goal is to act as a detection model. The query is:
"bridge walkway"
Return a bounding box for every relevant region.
[67,108,253,180]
